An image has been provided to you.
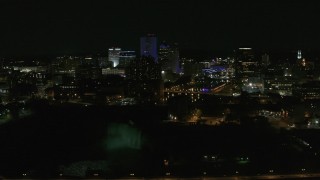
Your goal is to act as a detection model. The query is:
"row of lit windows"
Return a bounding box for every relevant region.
[61,86,77,89]
[270,83,292,86]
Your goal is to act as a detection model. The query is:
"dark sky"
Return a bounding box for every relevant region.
[0,0,320,56]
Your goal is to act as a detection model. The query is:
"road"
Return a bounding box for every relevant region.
[213,83,235,96]
[164,83,233,95]
[106,173,320,179]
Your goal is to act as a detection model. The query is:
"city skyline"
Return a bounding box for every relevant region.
[0,0,320,57]
[2,1,320,178]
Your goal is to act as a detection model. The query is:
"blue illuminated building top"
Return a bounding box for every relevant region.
[140,35,158,62]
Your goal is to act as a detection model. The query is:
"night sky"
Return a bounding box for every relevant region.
[0,0,320,56]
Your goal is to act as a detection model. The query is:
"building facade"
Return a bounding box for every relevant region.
[140,34,158,61]
[108,47,121,67]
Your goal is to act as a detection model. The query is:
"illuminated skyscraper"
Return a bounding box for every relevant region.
[296,50,306,67]
[108,47,121,67]
[140,34,158,61]
[297,50,302,60]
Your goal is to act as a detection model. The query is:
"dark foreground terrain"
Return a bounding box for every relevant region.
[0,100,320,179]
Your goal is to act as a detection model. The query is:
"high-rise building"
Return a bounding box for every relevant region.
[261,53,270,68]
[82,56,98,66]
[235,48,263,93]
[118,51,136,68]
[140,34,158,61]
[158,42,180,73]
[235,48,259,78]
[125,56,162,104]
[297,50,302,60]
[296,50,307,67]
[108,47,121,67]
[125,56,161,81]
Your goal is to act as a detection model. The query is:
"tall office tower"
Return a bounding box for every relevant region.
[296,50,307,67]
[118,51,136,68]
[235,48,263,93]
[158,42,180,73]
[297,50,302,60]
[125,56,161,80]
[125,56,163,104]
[261,53,270,68]
[140,34,158,61]
[158,42,170,66]
[108,47,121,67]
[82,56,98,66]
[235,48,259,78]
